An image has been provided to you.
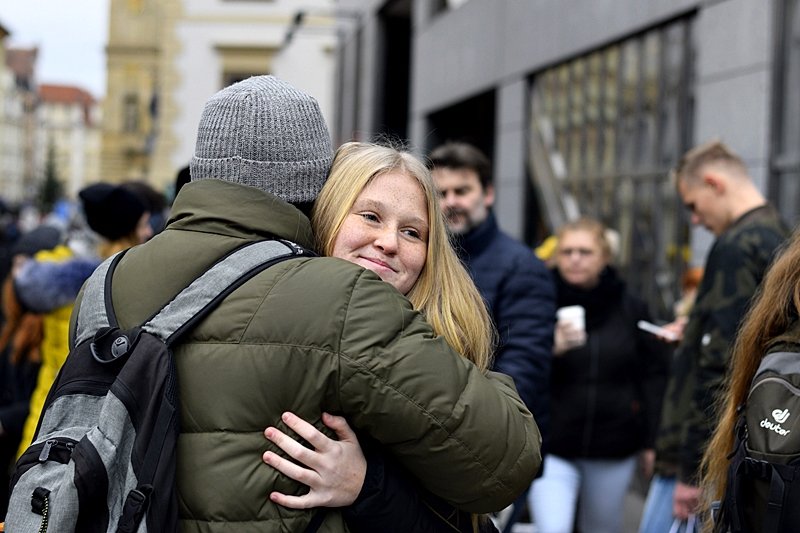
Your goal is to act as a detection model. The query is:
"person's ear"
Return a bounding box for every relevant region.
[702,171,726,194]
[484,183,496,208]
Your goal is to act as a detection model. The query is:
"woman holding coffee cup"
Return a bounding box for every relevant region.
[529,217,670,533]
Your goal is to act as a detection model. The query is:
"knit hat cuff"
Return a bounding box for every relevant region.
[190,154,332,203]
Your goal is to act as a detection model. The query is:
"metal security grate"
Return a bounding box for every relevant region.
[527,16,696,319]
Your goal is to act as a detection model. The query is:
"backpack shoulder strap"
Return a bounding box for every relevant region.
[73,250,128,348]
[144,239,308,346]
[754,351,800,378]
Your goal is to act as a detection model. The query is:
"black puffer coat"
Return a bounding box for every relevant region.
[549,267,670,459]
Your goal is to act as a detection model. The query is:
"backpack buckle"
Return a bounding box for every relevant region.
[90,327,141,364]
[744,457,772,479]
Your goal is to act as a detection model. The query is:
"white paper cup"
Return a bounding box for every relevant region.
[557,305,586,332]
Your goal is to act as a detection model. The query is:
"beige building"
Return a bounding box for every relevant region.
[101,0,336,193]
[6,47,41,200]
[0,25,29,202]
[38,84,102,198]
[2,27,101,206]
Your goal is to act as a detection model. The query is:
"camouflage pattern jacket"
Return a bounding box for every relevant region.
[654,204,789,483]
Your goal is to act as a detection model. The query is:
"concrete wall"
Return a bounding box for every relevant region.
[693,0,775,189]
[336,0,777,251]
[408,0,775,247]
[336,0,389,141]
[689,0,776,263]
[411,0,699,114]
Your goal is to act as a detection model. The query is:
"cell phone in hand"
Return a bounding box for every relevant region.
[637,320,679,342]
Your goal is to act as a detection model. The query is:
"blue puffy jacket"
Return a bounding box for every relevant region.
[453,213,556,451]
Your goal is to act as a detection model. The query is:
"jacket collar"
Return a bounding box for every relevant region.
[166,180,316,250]
[452,211,499,260]
[725,204,776,235]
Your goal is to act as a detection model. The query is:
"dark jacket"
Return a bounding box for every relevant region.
[655,204,789,482]
[453,212,556,450]
[344,440,499,533]
[71,180,541,532]
[549,267,670,459]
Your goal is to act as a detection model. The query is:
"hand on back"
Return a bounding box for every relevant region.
[263,411,367,508]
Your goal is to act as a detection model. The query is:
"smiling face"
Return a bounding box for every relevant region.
[556,229,608,289]
[331,171,429,295]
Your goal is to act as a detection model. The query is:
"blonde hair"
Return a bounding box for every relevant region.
[555,216,613,261]
[700,231,794,528]
[313,141,495,371]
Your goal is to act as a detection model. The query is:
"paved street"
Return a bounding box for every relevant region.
[499,477,647,533]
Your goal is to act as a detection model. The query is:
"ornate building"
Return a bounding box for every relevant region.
[0,25,29,202]
[101,0,336,193]
[38,84,102,198]
[5,46,40,200]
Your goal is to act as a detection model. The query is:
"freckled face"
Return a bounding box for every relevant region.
[332,171,429,296]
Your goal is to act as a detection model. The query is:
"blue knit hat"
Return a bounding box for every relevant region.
[189,75,333,203]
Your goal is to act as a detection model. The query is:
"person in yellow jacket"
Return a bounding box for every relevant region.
[13,183,152,457]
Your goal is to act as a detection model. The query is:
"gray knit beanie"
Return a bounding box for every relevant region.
[190,75,333,203]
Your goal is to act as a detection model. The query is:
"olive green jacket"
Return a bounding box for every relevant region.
[72,180,541,532]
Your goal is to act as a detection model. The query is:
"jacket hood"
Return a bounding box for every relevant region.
[168,180,316,250]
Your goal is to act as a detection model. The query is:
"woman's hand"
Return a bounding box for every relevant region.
[263,411,367,508]
[553,320,587,355]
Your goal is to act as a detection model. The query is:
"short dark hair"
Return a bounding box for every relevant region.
[428,142,492,189]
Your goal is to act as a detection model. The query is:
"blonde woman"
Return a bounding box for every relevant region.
[530,217,670,533]
[261,142,501,532]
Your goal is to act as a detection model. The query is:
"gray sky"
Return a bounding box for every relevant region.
[1,0,109,97]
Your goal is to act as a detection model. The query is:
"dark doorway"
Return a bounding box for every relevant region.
[376,0,412,141]
[425,90,496,163]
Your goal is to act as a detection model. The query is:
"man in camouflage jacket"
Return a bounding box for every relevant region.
[639,141,789,532]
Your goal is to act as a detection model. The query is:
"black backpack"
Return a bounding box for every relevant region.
[5,239,308,533]
[716,351,800,532]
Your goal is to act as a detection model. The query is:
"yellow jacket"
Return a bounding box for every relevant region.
[16,246,78,457]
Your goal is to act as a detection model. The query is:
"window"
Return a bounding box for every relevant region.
[770,0,800,226]
[216,45,276,90]
[528,17,695,317]
[431,0,470,16]
[123,94,139,133]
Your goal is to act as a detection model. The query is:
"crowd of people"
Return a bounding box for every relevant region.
[0,74,795,532]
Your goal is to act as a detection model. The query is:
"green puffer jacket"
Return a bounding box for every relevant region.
[71,180,541,532]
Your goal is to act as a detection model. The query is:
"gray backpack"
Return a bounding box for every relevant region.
[5,239,308,533]
[716,351,800,532]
